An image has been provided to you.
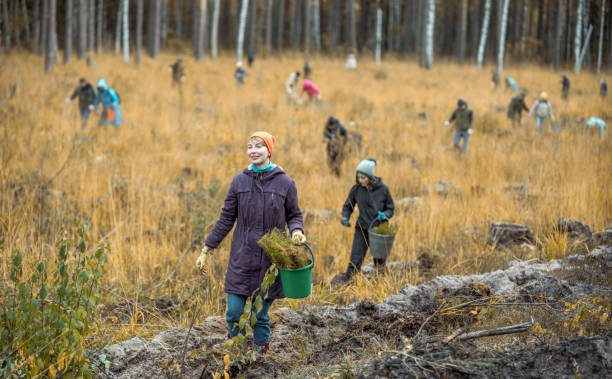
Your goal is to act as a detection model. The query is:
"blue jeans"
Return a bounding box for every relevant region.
[80,108,91,129]
[535,115,546,133]
[453,130,470,155]
[226,293,274,344]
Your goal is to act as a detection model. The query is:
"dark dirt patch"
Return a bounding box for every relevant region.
[358,335,612,378]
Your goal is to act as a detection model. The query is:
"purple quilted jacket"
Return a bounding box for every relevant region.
[204,166,304,299]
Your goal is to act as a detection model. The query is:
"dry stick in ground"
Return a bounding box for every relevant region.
[413,303,445,341]
[455,316,534,341]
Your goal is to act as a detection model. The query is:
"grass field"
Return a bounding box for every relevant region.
[1,52,610,347]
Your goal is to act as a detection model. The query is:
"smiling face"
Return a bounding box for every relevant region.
[247,137,270,167]
[357,173,371,187]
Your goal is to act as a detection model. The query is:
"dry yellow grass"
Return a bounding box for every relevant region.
[1,52,610,345]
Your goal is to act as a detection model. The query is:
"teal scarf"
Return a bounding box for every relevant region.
[251,162,275,172]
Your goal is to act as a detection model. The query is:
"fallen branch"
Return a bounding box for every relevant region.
[456,316,534,341]
[413,303,445,341]
[423,316,534,344]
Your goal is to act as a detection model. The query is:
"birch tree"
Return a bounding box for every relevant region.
[477,0,491,69]
[136,0,142,64]
[64,0,73,63]
[211,0,220,58]
[497,0,509,73]
[123,0,129,63]
[574,0,584,73]
[236,0,249,63]
[423,0,435,69]
[597,0,606,73]
[375,7,382,64]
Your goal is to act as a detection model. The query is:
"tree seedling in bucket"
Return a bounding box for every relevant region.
[257,228,312,269]
[371,222,398,236]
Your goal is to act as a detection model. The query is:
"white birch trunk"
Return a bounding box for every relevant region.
[477,0,491,69]
[236,0,249,63]
[577,24,593,72]
[574,0,584,73]
[211,0,220,59]
[375,8,382,64]
[497,0,509,73]
[424,0,435,69]
[597,0,606,73]
[313,0,320,51]
[123,0,129,63]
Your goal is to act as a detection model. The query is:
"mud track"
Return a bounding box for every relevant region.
[90,246,611,378]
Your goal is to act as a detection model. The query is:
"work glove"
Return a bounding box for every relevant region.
[65,97,71,103]
[341,217,350,227]
[196,246,212,272]
[377,211,387,221]
[291,230,306,245]
[88,104,95,111]
[468,128,473,135]
[444,120,450,126]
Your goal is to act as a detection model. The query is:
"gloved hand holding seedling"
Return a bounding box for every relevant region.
[291,230,306,245]
[196,245,212,273]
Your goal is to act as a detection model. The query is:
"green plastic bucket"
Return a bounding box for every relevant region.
[368,220,397,259]
[278,244,314,299]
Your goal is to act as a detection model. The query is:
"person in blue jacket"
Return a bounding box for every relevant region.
[94,78,122,127]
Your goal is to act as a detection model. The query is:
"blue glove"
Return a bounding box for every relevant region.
[341,217,350,227]
[377,211,387,221]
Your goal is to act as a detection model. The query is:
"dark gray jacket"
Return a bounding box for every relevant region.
[342,177,394,231]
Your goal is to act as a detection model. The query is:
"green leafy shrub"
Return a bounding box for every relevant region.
[371,222,398,236]
[0,226,108,378]
[257,228,311,269]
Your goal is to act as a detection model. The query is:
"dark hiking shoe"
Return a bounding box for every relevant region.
[331,272,352,286]
[254,341,270,356]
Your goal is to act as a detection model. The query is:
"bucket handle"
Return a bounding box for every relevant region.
[302,243,315,267]
[368,218,386,232]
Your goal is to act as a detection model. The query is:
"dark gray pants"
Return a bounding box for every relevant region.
[346,225,386,276]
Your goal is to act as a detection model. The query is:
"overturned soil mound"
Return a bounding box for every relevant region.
[90,246,611,378]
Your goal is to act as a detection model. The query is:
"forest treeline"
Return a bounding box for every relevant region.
[1,0,611,73]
